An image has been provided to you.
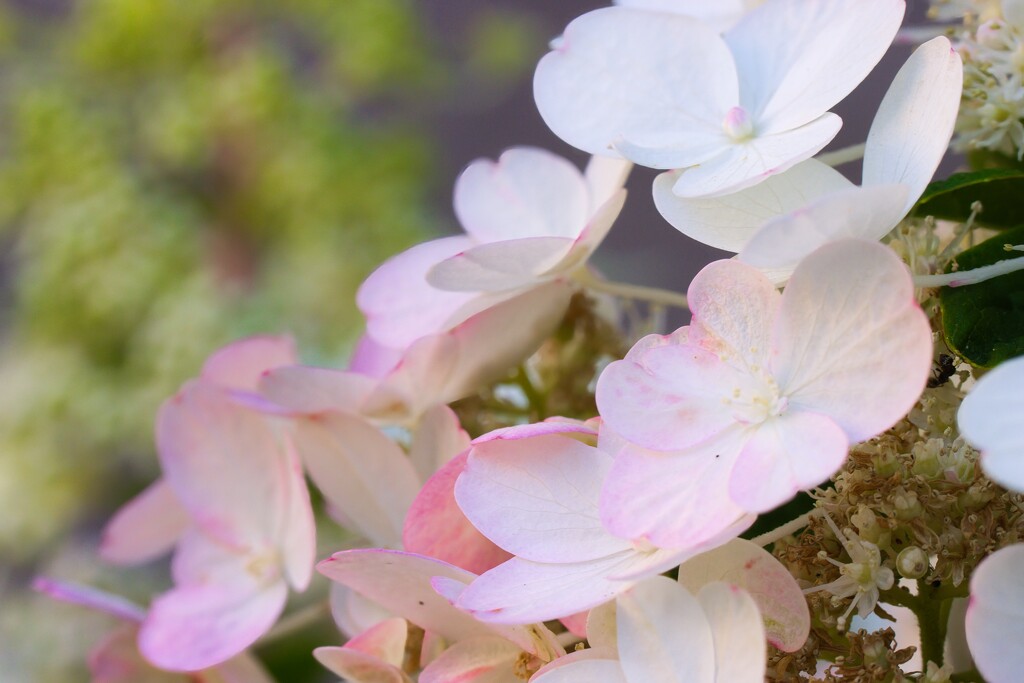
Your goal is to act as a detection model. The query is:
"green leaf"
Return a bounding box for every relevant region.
[940,225,1024,367]
[914,169,1024,228]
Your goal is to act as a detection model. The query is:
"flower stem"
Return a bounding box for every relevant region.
[752,509,820,547]
[914,247,1024,288]
[575,269,689,310]
[817,143,866,167]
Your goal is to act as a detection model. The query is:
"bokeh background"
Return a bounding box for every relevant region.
[0,0,936,680]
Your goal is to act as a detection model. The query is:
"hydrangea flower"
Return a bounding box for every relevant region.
[957,354,1024,492]
[534,0,905,197]
[596,240,932,516]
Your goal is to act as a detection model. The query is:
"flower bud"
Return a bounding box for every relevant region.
[896,546,929,579]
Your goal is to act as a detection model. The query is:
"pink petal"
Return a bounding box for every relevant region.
[965,544,1024,683]
[427,237,575,292]
[418,636,523,683]
[454,147,590,243]
[677,539,810,652]
[139,578,287,671]
[100,479,189,566]
[455,434,626,563]
[404,451,513,575]
[344,617,408,667]
[771,240,932,442]
[349,334,403,379]
[409,404,471,483]
[313,646,410,683]
[32,578,146,623]
[728,412,849,513]
[200,336,296,392]
[258,365,376,415]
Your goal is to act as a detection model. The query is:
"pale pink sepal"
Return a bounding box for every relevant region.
[676,539,810,652]
[418,636,523,683]
[408,404,471,483]
[313,646,410,683]
[100,480,189,566]
[403,451,513,575]
[200,335,297,392]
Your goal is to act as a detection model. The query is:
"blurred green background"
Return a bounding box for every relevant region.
[0,0,555,679]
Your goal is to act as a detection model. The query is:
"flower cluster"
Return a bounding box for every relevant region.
[32,1,1024,682]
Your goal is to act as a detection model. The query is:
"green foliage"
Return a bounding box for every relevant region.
[913,168,1024,229]
[940,225,1024,367]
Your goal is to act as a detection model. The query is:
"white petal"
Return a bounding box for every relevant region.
[653,160,853,253]
[677,539,810,652]
[697,582,766,683]
[584,155,632,210]
[532,655,628,683]
[771,240,932,442]
[617,576,716,683]
[966,544,1024,683]
[313,646,410,683]
[726,0,905,132]
[958,356,1024,492]
[862,36,963,212]
[427,237,575,292]
[409,403,470,483]
[454,147,590,243]
[669,114,841,198]
[614,0,746,31]
[534,8,737,159]
[738,184,910,283]
[455,435,627,563]
[100,479,188,565]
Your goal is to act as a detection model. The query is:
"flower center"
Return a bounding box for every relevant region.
[722,106,755,141]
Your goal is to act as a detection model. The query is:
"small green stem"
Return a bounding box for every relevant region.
[880,583,950,669]
[574,268,689,310]
[514,366,546,418]
[818,143,866,167]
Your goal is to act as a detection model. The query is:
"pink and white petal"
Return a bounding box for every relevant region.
[357,236,479,349]
[331,583,394,638]
[211,653,277,683]
[560,610,590,639]
[595,344,742,452]
[473,419,598,445]
[349,334,403,379]
[170,530,255,586]
[726,0,905,132]
[88,625,184,683]
[317,549,490,643]
[404,452,513,574]
[100,479,189,565]
[696,582,766,683]
[606,546,704,582]
[157,382,292,549]
[862,37,963,211]
[258,365,376,415]
[313,647,410,683]
[599,432,754,551]
[586,601,618,652]
[427,237,575,292]
[278,430,317,591]
[534,8,738,160]
[557,190,627,275]
[738,184,910,283]
[419,636,523,683]
[669,114,841,199]
[617,576,716,683]
[653,160,853,253]
[771,240,932,442]
[677,539,810,652]
[456,435,625,563]
[200,336,296,392]
[965,544,1024,683]
[32,578,147,623]
[958,356,1024,492]
[454,148,590,243]
[728,412,849,514]
[345,617,408,666]
[365,333,460,422]
[291,412,421,548]
[614,0,746,31]
[531,653,628,683]
[687,259,779,373]
[139,578,287,672]
[409,403,471,483]
[455,553,643,625]
[584,156,632,210]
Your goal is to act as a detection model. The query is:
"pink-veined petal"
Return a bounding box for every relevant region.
[728,412,849,513]
[427,237,575,292]
[357,236,479,349]
[725,0,905,132]
[668,114,841,199]
[455,435,627,563]
[200,336,296,392]
[139,578,287,672]
[258,365,376,415]
[454,147,590,243]
[738,184,910,283]
[404,451,513,574]
[958,356,1024,493]
[317,549,491,644]
[599,432,755,551]
[653,160,853,253]
[617,576,715,683]
[696,582,766,683]
[291,412,421,548]
[862,36,963,213]
[419,636,523,683]
[534,8,738,160]
[771,240,932,442]
[313,647,410,683]
[100,479,189,565]
[677,539,810,652]
[596,343,743,452]
[409,403,471,483]
[965,544,1024,683]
